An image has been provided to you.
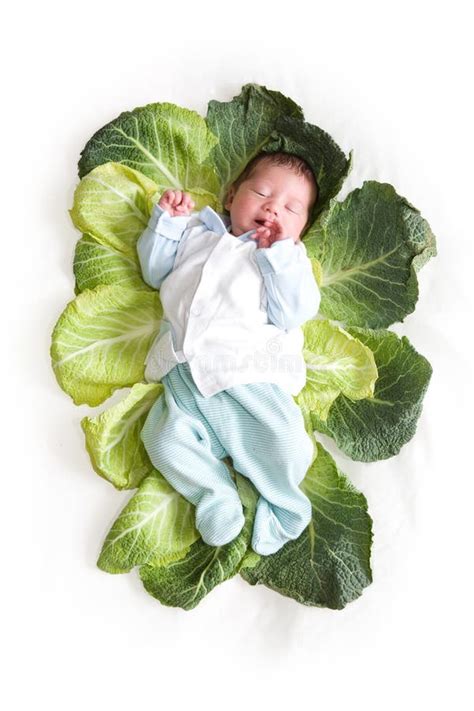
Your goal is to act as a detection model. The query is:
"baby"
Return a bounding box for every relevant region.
[137,152,320,555]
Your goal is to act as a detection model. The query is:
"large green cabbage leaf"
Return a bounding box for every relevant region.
[312,328,433,461]
[51,284,161,406]
[78,101,221,206]
[305,182,437,328]
[241,441,373,609]
[206,83,351,218]
[206,83,304,193]
[70,162,158,257]
[139,475,257,610]
[97,474,199,573]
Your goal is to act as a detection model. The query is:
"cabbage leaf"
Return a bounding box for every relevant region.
[207,83,351,219]
[73,233,150,294]
[97,474,199,573]
[82,382,163,489]
[312,328,433,461]
[70,162,158,257]
[51,284,161,406]
[297,319,378,421]
[139,475,258,610]
[241,441,373,609]
[305,182,437,328]
[78,101,221,206]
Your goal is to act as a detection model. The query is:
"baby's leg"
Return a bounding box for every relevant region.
[141,376,245,547]
[204,382,314,556]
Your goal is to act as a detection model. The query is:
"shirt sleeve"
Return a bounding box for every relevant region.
[254,238,321,331]
[136,204,193,289]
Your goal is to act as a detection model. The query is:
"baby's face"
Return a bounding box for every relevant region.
[225,163,316,241]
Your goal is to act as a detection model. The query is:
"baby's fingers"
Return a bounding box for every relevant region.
[270,219,283,238]
[174,194,195,215]
[181,193,195,211]
[171,190,183,206]
[159,189,175,206]
[255,226,271,239]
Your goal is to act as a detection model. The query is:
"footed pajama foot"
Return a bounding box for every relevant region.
[196,498,245,547]
[251,497,311,556]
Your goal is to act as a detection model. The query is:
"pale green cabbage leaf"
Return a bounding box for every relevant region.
[51,284,161,406]
[297,319,378,421]
[73,233,151,294]
[97,474,199,573]
[70,162,158,257]
[82,382,163,489]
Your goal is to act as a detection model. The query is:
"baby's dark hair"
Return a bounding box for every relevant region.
[231,152,318,204]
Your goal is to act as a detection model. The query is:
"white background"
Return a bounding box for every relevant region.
[3,0,473,708]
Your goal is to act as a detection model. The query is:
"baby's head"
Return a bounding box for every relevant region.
[224,153,318,241]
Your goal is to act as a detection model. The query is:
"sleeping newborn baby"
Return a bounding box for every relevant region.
[137,152,320,555]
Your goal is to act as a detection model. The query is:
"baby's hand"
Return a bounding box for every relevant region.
[158,190,195,217]
[252,219,294,249]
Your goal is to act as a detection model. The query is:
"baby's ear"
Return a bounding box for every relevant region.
[224,185,235,210]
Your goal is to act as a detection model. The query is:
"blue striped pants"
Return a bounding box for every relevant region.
[140,363,314,555]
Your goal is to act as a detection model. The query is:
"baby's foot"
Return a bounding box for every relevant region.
[196,499,245,547]
[251,515,292,555]
[251,498,311,555]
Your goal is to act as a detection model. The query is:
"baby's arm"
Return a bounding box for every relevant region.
[255,239,320,331]
[136,190,195,289]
